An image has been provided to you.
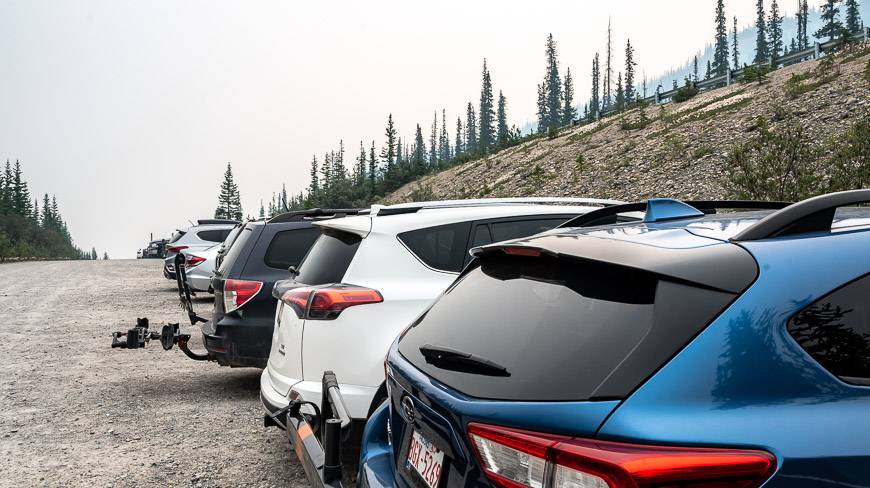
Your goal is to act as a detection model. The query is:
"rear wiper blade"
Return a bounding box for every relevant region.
[419,344,510,377]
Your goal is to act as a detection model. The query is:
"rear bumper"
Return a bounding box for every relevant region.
[201,316,273,368]
[163,265,176,280]
[357,402,397,488]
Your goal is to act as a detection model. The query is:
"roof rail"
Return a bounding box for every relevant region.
[196,219,240,225]
[267,208,361,224]
[732,189,870,241]
[559,199,793,228]
[373,197,621,216]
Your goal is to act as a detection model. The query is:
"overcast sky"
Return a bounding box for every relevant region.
[0,0,827,258]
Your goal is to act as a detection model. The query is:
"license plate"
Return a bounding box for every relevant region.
[406,430,444,488]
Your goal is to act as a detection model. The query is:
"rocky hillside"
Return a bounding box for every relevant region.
[387,46,870,203]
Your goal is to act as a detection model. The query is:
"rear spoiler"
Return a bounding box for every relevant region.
[559,199,793,228]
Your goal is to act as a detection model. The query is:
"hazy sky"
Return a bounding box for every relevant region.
[0,0,827,258]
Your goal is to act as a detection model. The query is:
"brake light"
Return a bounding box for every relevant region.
[168,245,188,254]
[281,285,383,320]
[185,256,206,268]
[468,424,775,488]
[223,279,263,313]
[502,247,541,257]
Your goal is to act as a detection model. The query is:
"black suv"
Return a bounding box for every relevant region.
[203,209,359,368]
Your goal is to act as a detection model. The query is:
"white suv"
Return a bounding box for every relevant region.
[259,198,618,425]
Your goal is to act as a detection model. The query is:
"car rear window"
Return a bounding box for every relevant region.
[398,222,472,273]
[197,229,232,243]
[169,231,186,244]
[490,218,567,242]
[398,253,735,401]
[218,225,256,275]
[294,229,362,285]
[788,273,870,385]
[263,228,321,270]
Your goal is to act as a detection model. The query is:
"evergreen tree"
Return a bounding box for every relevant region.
[624,39,636,101]
[845,0,862,32]
[368,141,378,195]
[603,20,613,111]
[465,103,478,155]
[615,72,625,112]
[439,109,451,162]
[590,53,600,118]
[356,141,367,187]
[103,252,109,260]
[496,91,510,148]
[542,34,563,132]
[732,16,741,67]
[536,83,547,131]
[455,117,465,157]
[429,112,438,166]
[478,60,496,153]
[380,114,397,173]
[0,161,11,214]
[713,0,730,75]
[411,124,426,174]
[693,55,699,81]
[308,156,319,198]
[11,160,32,217]
[259,200,265,218]
[799,0,810,49]
[215,164,241,221]
[91,248,97,260]
[816,0,843,42]
[706,60,713,79]
[754,0,770,64]
[562,68,577,125]
[769,0,784,59]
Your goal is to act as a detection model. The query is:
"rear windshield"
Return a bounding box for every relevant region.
[264,228,321,270]
[294,229,362,285]
[399,254,735,401]
[169,231,186,244]
[217,225,256,275]
[197,229,232,243]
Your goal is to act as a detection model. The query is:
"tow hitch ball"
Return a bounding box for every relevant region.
[111,318,189,351]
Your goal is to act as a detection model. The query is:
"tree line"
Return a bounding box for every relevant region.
[0,160,93,261]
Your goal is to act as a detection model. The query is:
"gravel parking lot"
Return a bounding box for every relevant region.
[0,259,307,487]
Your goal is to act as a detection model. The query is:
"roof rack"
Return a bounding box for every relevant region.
[196,219,240,225]
[267,208,361,224]
[559,199,793,228]
[373,197,622,216]
[733,189,870,241]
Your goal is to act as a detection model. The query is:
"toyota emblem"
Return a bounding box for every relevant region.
[401,396,417,422]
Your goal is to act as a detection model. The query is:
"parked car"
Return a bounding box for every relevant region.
[342,191,870,488]
[136,249,144,259]
[181,244,221,293]
[144,239,167,258]
[260,197,620,432]
[163,219,238,279]
[203,209,359,368]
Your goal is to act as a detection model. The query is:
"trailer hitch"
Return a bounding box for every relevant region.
[110,253,212,361]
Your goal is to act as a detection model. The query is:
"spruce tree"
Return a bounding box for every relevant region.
[429,112,438,166]
[799,0,810,49]
[411,124,426,174]
[380,114,397,173]
[615,72,625,112]
[604,20,613,111]
[368,141,378,195]
[693,55,699,82]
[754,0,770,64]
[357,141,367,187]
[542,34,563,132]
[308,156,319,198]
[625,39,636,101]
[768,0,784,59]
[11,161,32,217]
[455,118,464,157]
[465,103,478,155]
[732,16,741,67]
[439,109,451,162]
[478,60,496,153]
[562,68,577,125]
[590,53,600,118]
[845,0,861,32]
[706,60,713,79]
[713,0,730,75]
[259,200,265,218]
[536,83,547,132]
[496,91,510,148]
[816,0,843,42]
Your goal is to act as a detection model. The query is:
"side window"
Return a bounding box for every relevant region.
[264,228,321,270]
[398,222,472,273]
[788,274,870,385]
[490,218,568,243]
[470,224,493,249]
[197,229,232,243]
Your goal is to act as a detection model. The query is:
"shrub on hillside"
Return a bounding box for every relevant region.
[741,65,770,84]
[865,59,870,84]
[829,121,870,191]
[672,83,699,103]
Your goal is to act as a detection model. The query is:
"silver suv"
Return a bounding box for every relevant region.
[162,219,239,279]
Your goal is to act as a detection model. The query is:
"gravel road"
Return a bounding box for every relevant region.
[0,259,307,487]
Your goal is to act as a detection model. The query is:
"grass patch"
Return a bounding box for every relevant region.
[619,110,653,131]
[529,149,553,164]
[692,145,715,159]
[838,45,870,64]
[784,68,838,98]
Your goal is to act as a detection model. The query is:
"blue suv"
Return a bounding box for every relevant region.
[350,190,870,488]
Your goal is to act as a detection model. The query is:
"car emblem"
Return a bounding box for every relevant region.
[401,396,417,422]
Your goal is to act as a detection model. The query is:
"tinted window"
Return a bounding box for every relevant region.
[197,229,232,243]
[490,218,567,243]
[398,222,472,273]
[399,254,734,401]
[470,225,492,248]
[788,274,870,384]
[169,231,186,244]
[295,229,362,285]
[264,228,321,270]
[218,225,255,275]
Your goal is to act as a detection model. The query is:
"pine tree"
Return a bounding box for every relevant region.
[615,72,625,112]
[496,91,510,148]
[308,156,319,198]
[0,161,11,214]
[429,111,438,166]
[356,141,367,187]
[478,60,496,153]
[465,102,478,155]
[590,53,600,118]
[411,124,426,174]
[603,20,613,111]
[103,252,109,260]
[845,0,862,32]
[799,0,810,49]
[536,83,547,132]
[693,55,699,81]
[562,68,577,125]
[768,0,784,59]
[439,109,451,162]
[368,141,378,194]
[706,60,713,79]
[455,118,464,157]
[380,114,397,172]
[754,0,770,64]
[41,194,51,228]
[732,16,741,67]
[11,160,32,217]
[624,39,636,101]
[816,0,843,42]
[713,0,730,75]
[91,248,97,260]
[542,34,563,132]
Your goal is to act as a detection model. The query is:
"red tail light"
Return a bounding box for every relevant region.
[468,423,776,488]
[184,256,206,268]
[281,285,383,320]
[502,247,542,257]
[168,245,188,254]
[223,279,263,313]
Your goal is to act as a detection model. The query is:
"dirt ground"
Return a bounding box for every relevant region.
[0,259,308,487]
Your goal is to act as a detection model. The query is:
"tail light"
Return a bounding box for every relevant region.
[184,256,206,269]
[281,285,383,320]
[223,279,263,313]
[468,423,776,488]
[168,245,188,254]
